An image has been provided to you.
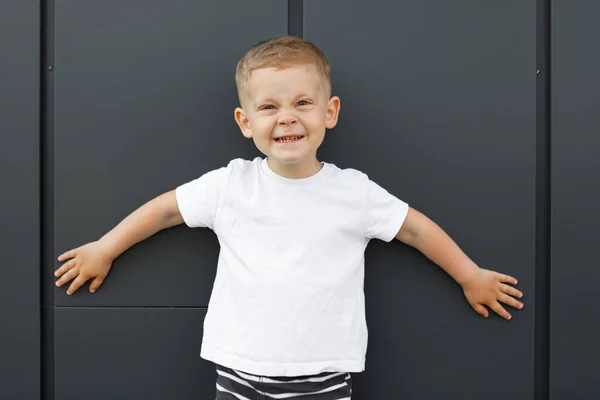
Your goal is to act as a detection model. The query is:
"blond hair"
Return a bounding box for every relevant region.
[235,36,331,105]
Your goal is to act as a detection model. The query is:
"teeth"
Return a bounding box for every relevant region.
[276,136,302,142]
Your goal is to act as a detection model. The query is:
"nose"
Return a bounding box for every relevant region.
[278,112,298,126]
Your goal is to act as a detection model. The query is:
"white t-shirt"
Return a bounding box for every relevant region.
[175,157,409,377]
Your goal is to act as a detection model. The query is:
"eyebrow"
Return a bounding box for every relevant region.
[255,98,278,105]
[255,94,314,104]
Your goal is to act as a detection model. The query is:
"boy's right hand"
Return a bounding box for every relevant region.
[55,241,115,295]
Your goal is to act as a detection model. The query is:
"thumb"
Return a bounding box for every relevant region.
[89,277,105,293]
[472,303,489,318]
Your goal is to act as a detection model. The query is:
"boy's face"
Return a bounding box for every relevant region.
[234,63,340,177]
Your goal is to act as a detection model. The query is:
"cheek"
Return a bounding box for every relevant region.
[251,117,276,137]
[304,110,327,129]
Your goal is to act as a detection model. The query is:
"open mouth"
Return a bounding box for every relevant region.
[274,135,305,143]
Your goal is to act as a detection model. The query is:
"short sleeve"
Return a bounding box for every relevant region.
[365,179,409,242]
[175,166,229,229]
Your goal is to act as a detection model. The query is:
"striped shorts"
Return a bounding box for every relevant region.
[215,364,353,400]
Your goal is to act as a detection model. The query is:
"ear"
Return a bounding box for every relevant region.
[325,96,341,129]
[234,107,253,139]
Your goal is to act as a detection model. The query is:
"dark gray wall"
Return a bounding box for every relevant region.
[550,1,600,399]
[51,1,286,399]
[0,1,40,399]
[305,1,536,399]
[2,1,599,399]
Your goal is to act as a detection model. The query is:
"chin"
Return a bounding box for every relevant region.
[273,156,304,165]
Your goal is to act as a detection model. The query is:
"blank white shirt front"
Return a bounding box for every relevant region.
[176,158,409,377]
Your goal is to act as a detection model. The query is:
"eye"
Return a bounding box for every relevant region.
[260,105,276,111]
[297,100,311,106]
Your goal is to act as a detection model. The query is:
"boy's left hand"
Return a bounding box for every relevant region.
[460,268,523,320]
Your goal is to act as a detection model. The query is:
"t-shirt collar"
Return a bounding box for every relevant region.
[260,157,331,186]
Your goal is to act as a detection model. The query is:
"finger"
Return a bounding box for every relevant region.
[500,284,523,299]
[496,273,518,285]
[499,293,523,310]
[66,275,89,295]
[472,304,489,318]
[489,301,512,320]
[57,248,78,262]
[55,266,79,287]
[54,259,76,278]
[89,277,105,293]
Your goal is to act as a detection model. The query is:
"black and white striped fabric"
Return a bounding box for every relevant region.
[215,364,353,399]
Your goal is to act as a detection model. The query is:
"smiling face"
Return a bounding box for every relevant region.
[234,63,340,179]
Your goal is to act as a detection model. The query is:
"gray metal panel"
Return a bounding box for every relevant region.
[306,1,536,399]
[53,0,287,306]
[550,2,600,399]
[0,1,40,399]
[55,308,211,399]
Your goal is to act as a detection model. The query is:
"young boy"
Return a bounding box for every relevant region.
[55,36,524,399]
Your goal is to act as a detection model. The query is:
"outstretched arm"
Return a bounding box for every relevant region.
[395,207,523,320]
[55,190,184,295]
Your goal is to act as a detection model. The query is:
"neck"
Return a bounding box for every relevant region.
[267,157,323,179]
